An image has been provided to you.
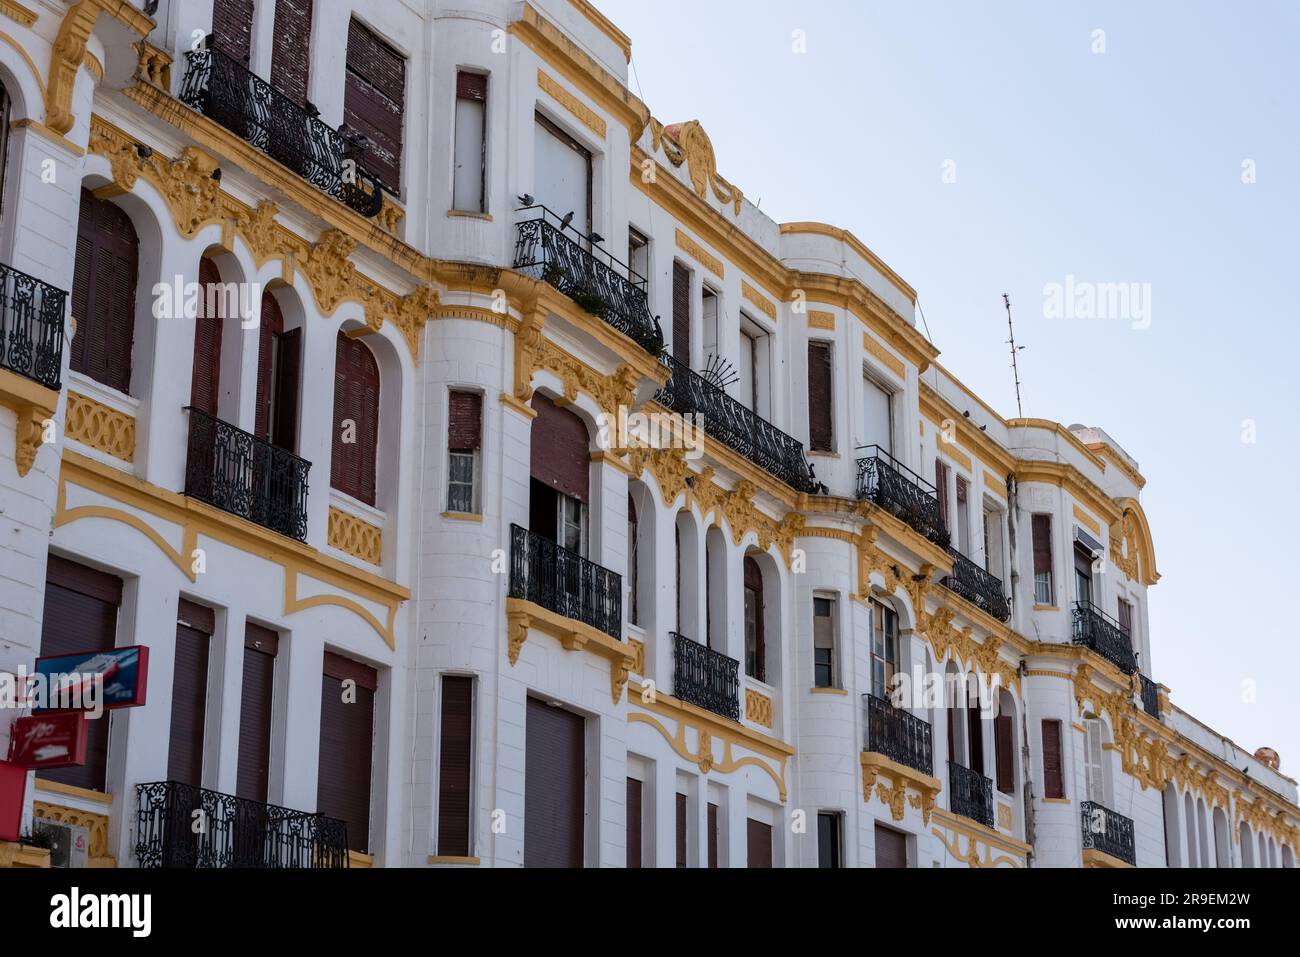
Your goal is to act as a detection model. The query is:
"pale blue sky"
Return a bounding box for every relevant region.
[601,0,1300,776]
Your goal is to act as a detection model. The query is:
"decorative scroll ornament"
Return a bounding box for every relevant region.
[652,119,744,215]
[89,125,224,238]
[301,230,359,315]
[1109,512,1140,581]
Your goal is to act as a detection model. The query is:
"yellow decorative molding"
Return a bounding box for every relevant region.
[1087,441,1147,490]
[744,689,773,728]
[919,385,1017,477]
[997,803,1013,831]
[506,597,635,704]
[137,42,171,89]
[1073,504,1101,536]
[328,507,383,565]
[1109,498,1159,586]
[861,751,940,826]
[65,391,135,461]
[627,637,645,676]
[931,808,1030,868]
[47,0,153,135]
[347,850,374,868]
[32,801,110,861]
[82,51,103,82]
[674,227,724,278]
[742,281,777,322]
[653,119,743,215]
[440,511,483,523]
[0,1,38,28]
[567,0,632,61]
[781,221,917,305]
[937,437,973,472]
[1015,460,1123,528]
[0,368,57,478]
[428,855,481,866]
[983,470,1006,497]
[810,687,848,695]
[537,69,606,138]
[1025,669,1075,681]
[0,841,51,867]
[863,332,905,378]
[1083,847,1133,869]
[33,779,113,806]
[807,310,836,331]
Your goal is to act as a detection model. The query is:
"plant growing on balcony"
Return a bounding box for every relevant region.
[570,281,609,320]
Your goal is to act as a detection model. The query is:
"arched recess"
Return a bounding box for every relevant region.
[994,688,1018,797]
[189,249,248,424]
[1184,792,1199,867]
[1283,844,1294,869]
[944,659,966,769]
[705,525,728,652]
[1110,497,1159,586]
[331,329,381,506]
[1197,799,1211,867]
[1213,806,1230,868]
[1162,785,1182,867]
[673,509,701,640]
[1240,822,1255,867]
[253,282,303,453]
[744,549,782,688]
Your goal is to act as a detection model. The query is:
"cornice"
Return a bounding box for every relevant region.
[566,0,632,62]
[780,221,917,305]
[919,383,1016,476]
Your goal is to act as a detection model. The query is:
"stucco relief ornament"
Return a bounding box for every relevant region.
[653,119,744,214]
[236,201,284,264]
[303,230,359,314]
[160,148,225,237]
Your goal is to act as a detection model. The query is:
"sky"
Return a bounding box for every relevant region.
[600,0,1300,777]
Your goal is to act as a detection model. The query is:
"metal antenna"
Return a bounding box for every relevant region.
[1004,294,1025,418]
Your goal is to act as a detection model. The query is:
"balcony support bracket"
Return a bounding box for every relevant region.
[0,369,57,478]
[506,597,635,704]
[861,751,941,825]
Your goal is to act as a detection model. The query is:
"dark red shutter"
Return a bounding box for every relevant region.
[524,698,584,868]
[318,653,376,854]
[947,700,956,764]
[874,823,907,868]
[437,676,474,857]
[672,261,691,365]
[330,333,381,506]
[254,291,284,442]
[37,558,121,793]
[675,793,687,868]
[272,327,302,452]
[71,188,137,394]
[530,394,590,504]
[746,819,772,868]
[967,705,985,775]
[707,803,719,869]
[1042,719,1064,799]
[190,257,224,415]
[807,341,833,452]
[1117,600,1133,636]
[211,0,254,66]
[744,556,765,683]
[1032,515,1053,576]
[626,778,642,868]
[935,461,949,525]
[995,713,1014,795]
[956,475,968,504]
[167,600,214,787]
[448,391,482,450]
[456,71,487,101]
[344,19,405,194]
[236,624,278,803]
[269,0,313,107]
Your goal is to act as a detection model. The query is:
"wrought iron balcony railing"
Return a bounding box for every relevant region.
[184,407,311,542]
[856,446,950,548]
[1072,601,1137,675]
[940,547,1011,622]
[513,206,663,355]
[508,524,622,639]
[1139,673,1160,720]
[179,43,386,218]
[135,781,349,868]
[1081,799,1136,866]
[656,354,818,493]
[864,694,933,776]
[0,261,64,390]
[949,763,994,828]
[672,632,740,722]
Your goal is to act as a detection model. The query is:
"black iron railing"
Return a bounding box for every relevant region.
[508,524,622,639]
[941,547,1011,622]
[179,44,386,218]
[656,354,817,492]
[513,206,663,354]
[1081,799,1136,866]
[856,446,950,547]
[184,407,310,542]
[865,694,933,776]
[672,632,740,722]
[1072,601,1136,675]
[949,763,994,828]
[135,781,348,868]
[0,261,64,389]
[1139,674,1160,719]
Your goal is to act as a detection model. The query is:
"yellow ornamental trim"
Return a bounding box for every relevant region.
[807,310,836,331]
[65,392,135,462]
[328,508,383,565]
[744,689,773,728]
[675,228,725,278]
[537,69,606,138]
[743,281,778,322]
[863,332,906,378]
[0,1,38,28]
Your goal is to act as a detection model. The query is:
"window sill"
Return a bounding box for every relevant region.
[810,687,848,696]
[1032,604,1060,612]
[428,855,481,865]
[1041,797,1071,804]
[447,209,493,222]
[442,511,483,523]
[807,449,840,459]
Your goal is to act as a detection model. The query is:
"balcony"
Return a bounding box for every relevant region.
[513,206,663,355]
[179,44,386,218]
[1072,601,1136,675]
[0,261,65,390]
[134,781,349,868]
[1081,800,1136,866]
[508,524,622,639]
[672,632,740,722]
[864,694,933,776]
[656,354,817,492]
[948,763,994,828]
[184,407,311,542]
[940,548,1011,622]
[1139,673,1160,720]
[856,446,950,548]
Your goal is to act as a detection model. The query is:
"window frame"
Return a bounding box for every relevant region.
[452,70,489,214]
[869,598,899,700]
[812,593,837,689]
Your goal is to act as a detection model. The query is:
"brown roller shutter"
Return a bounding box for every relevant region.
[1117,599,1133,636]
[746,819,772,868]
[271,327,302,452]
[236,624,278,803]
[707,803,719,869]
[524,698,584,867]
[211,0,254,66]
[672,261,691,365]
[190,257,224,416]
[807,341,833,452]
[168,601,214,787]
[995,713,1014,795]
[270,0,313,107]
[675,793,687,868]
[254,291,284,443]
[437,676,474,857]
[530,394,590,504]
[344,19,405,194]
[625,778,642,868]
[36,558,121,792]
[448,391,482,450]
[71,188,137,394]
[1032,515,1053,576]
[331,333,381,506]
[967,705,985,775]
[1042,719,1064,799]
[457,71,487,101]
[874,823,907,868]
[317,654,375,854]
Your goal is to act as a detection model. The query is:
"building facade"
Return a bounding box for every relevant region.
[0,0,1295,870]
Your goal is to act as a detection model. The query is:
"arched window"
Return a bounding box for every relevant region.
[994,690,1016,795]
[743,556,765,682]
[0,80,10,217]
[1084,718,1107,805]
[190,256,225,415]
[254,290,301,451]
[627,493,639,627]
[331,331,381,505]
[71,188,138,393]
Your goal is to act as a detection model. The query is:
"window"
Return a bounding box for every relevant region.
[1074,544,1095,607]
[966,690,985,775]
[707,802,720,869]
[807,340,834,452]
[1031,514,1054,604]
[955,475,971,556]
[318,652,377,855]
[1117,598,1133,638]
[169,599,214,787]
[211,0,254,65]
[817,812,843,868]
[701,286,719,361]
[628,227,649,282]
[237,623,279,803]
[746,818,773,869]
[983,503,1005,579]
[331,332,379,504]
[269,0,313,106]
[453,72,488,213]
[934,460,951,531]
[675,792,688,868]
[524,698,584,867]
[560,495,587,555]
[994,708,1014,795]
[1083,718,1106,805]
[738,314,769,417]
[1041,719,1064,799]
[870,599,898,699]
[743,556,765,682]
[535,113,591,235]
[874,823,908,868]
[627,494,639,627]
[344,19,406,194]
[447,391,482,514]
[190,257,226,416]
[813,595,836,689]
[71,188,138,394]
[438,675,474,857]
[529,395,590,554]
[0,81,10,218]
[863,373,893,454]
[672,260,691,365]
[626,777,643,868]
[255,292,302,452]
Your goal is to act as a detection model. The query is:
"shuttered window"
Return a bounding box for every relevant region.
[807,341,833,452]
[71,188,137,394]
[530,393,590,504]
[269,0,313,107]
[874,823,907,868]
[863,375,893,453]
[625,777,642,868]
[0,82,10,220]
[168,599,215,787]
[255,292,302,452]
[1084,718,1106,805]
[675,793,688,868]
[211,0,254,66]
[707,802,719,869]
[995,712,1014,795]
[627,494,639,626]
[672,261,691,365]
[453,72,488,213]
[437,676,474,857]
[967,703,985,775]
[331,332,381,505]
[934,460,950,528]
[344,19,405,194]
[1032,514,1054,604]
[236,624,278,803]
[37,557,122,793]
[317,652,377,854]
[1117,598,1133,637]
[524,698,584,867]
[189,257,225,416]
[813,596,836,689]
[743,556,765,683]
[447,391,481,514]
[746,819,772,868]
[1041,719,1064,800]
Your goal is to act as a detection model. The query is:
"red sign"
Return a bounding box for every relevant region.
[7,712,89,770]
[0,761,24,843]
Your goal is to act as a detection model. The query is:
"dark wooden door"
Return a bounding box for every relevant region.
[71,188,137,394]
[317,653,376,854]
[190,257,224,416]
[524,698,584,867]
[746,819,772,868]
